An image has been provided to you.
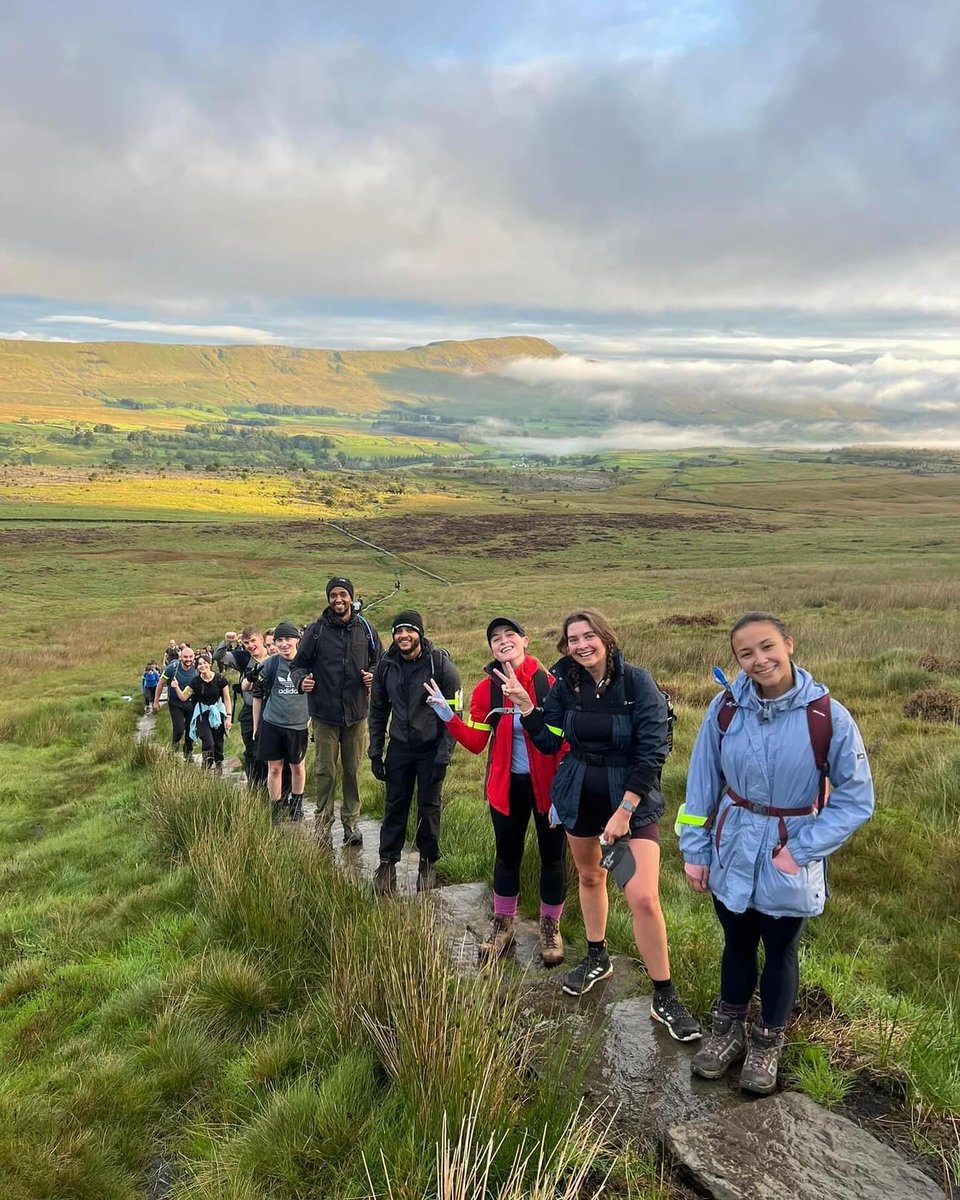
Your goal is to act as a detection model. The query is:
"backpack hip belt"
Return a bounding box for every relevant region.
[569,748,631,769]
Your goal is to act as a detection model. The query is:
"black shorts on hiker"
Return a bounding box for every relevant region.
[569,771,660,843]
[257,720,308,765]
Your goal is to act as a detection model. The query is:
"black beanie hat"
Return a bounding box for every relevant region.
[392,609,424,638]
[272,620,301,640]
[326,576,354,600]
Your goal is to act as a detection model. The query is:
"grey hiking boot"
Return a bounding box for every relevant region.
[650,988,702,1042]
[373,861,397,897]
[539,916,564,966]
[691,1007,747,1078]
[561,947,613,996]
[478,916,515,962]
[739,1024,785,1095]
[342,828,363,847]
[416,857,437,892]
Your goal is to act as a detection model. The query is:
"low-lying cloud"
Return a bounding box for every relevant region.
[38,315,279,342]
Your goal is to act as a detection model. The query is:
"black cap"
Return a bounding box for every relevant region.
[486,616,526,644]
[392,609,424,637]
[326,576,354,599]
[272,620,301,640]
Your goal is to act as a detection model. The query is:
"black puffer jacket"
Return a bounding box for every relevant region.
[289,609,383,726]
[368,639,461,766]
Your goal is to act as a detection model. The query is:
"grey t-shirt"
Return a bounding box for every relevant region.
[260,654,309,730]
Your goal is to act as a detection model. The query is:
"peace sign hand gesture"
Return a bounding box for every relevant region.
[492,662,534,716]
[423,677,455,723]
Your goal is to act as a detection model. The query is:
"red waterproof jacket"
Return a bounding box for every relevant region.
[446,655,566,816]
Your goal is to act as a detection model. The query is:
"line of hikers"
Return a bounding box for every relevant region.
[149,578,874,1095]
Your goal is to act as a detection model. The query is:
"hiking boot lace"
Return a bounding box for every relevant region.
[539,916,559,948]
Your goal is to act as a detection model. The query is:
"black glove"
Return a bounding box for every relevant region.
[370,756,387,782]
[431,763,447,786]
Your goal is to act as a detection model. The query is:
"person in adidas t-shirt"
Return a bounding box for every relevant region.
[253,621,309,823]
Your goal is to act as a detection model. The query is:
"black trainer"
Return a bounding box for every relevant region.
[288,795,304,823]
[561,947,613,996]
[650,988,702,1042]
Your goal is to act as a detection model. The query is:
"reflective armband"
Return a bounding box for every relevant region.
[674,802,709,837]
[546,723,564,738]
[464,717,492,731]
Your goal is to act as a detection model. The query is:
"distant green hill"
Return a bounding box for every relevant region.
[0,335,562,427]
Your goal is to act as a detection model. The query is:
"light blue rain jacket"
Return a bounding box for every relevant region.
[679,666,874,918]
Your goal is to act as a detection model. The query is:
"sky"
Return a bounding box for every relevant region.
[2,0,960,444]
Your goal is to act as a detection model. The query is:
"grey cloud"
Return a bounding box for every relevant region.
[1,0,959,316]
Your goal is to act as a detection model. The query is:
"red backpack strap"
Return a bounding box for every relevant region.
[806,696,833,812]
[716,689,736,738]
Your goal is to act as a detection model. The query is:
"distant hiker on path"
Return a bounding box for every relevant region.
[425,617,567,966]
[154,645,198,761]
[290,577,383,849]
[141,662,160,713]
[253,621,310,824]
[501,608,701,1042]
[679,612,874,1094]
[370,610,460,895]
[163,639,179,665]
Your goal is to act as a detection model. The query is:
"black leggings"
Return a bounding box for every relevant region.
[714,897,806,1029]
[194,712,225,768]
[169,703,194,758]
[490,774,566,906]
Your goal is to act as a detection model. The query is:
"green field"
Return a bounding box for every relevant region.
[1,451,958,1197]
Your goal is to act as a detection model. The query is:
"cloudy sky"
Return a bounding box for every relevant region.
[2,0,960,443]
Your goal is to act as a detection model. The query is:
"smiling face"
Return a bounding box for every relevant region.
[197,657,214,680]
[328,586,353,621]
[489,624,528,668]
[276,635,299,660]
[242,632,264,657]
[179,648,196,670]
[731,620,795,699]
[563,620,607,677]
[393,626,422,659]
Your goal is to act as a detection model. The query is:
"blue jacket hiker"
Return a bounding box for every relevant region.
[680,611,874,1098]
[679,664,874,919]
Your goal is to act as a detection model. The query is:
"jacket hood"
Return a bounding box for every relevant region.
[728,664,828,712]
[484,654,544,683]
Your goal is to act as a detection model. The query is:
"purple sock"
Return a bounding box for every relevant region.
[493,893,518,918]
[539,901,563,921]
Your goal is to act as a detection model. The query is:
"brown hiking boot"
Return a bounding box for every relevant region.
[739,1024,784,1095]
[539,916,564,966]
[478,916,515,962]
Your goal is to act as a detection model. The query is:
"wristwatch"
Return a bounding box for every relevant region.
[619,798,638,814]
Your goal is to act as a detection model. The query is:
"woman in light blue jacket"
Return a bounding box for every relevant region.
[679,612,873,1094]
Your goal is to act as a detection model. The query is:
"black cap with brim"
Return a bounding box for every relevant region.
[486,617,526,644]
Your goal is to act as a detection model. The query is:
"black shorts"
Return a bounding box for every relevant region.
[569,786,660,844]
[257,720,308,765]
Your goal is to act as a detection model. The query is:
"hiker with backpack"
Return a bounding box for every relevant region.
[679,612,874,1094]
[500,609,701,1042]
[289,578,383,849]
[424,617,568,966]
[369,610,461,895]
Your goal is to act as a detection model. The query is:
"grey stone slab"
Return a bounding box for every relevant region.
[665,1090,946,1200]
[590,997,748,1138]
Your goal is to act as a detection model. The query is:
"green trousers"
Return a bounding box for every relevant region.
[311,717,365,838]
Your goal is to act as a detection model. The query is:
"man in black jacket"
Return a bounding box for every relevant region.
[368,610,460,894]
[289,577,382,847]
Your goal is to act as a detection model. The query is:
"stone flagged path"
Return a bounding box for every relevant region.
[666,1090,947,1200]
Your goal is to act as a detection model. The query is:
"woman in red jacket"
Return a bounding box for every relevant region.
[425,617,567,965]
